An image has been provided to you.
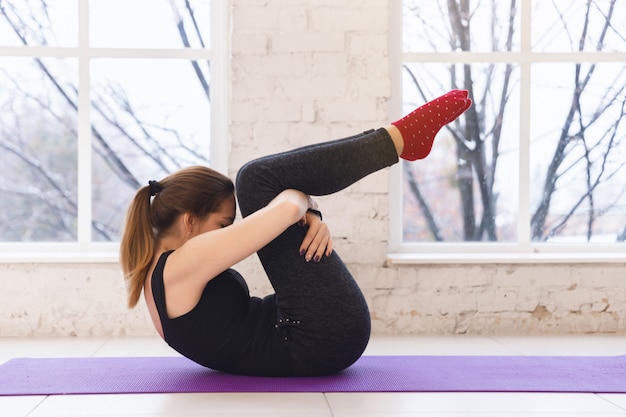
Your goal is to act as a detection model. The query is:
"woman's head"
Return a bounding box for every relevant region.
[148,166,235,239]
[120,166,235,308]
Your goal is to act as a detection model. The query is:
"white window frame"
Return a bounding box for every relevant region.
[387,0,626,264]
[0,0,229,263]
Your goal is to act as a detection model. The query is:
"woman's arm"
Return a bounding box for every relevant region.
[165,189,308,293]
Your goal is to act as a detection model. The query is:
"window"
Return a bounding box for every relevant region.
[390,0,626,261]
[0,0,227,255]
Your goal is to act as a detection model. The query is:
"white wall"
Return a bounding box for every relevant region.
[1,0,625,337]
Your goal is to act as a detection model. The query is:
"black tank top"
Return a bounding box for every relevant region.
[150,250,293,376]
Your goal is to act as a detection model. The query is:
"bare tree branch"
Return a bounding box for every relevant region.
[1,3,141,190]
[531,0,618,240]
[545,93,626,240]
[404,164,443,241]
[168,0,210,101]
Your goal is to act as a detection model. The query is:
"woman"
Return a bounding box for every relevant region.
[120,90,472,376]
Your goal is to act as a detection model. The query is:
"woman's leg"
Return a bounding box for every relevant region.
[235,90,472,375]
[236,88,471,213]
[235,128,397,375]
[236,128,398,213]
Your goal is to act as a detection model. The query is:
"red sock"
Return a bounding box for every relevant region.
[393,90,471,161]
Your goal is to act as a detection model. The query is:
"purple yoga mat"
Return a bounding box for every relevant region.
[1,355,625,396]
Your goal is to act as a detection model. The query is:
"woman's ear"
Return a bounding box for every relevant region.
[181,213,195,235]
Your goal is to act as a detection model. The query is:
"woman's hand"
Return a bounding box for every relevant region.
[298,210,333,263]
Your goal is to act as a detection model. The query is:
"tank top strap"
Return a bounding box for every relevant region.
[151,250,175,325]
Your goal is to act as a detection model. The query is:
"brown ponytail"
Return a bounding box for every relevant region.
[120,166,234,308]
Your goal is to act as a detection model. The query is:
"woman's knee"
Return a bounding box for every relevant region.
[236,159,264,196]
[235,158,275,216]
[236,160,255,188]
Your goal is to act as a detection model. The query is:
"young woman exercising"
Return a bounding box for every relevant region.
[120,90,472,376]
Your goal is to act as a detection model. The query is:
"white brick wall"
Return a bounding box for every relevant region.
[0,0,625,337]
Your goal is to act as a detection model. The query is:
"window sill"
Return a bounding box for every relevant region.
[387,251,626,265]
[0,243,120,264]
[1,244,624,265]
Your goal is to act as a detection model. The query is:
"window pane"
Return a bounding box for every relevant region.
[401,63,519,243]
[403,0,519,53]
[532,0,625,53]
[0,57,78,241]
[90,0,211,49]
[0,0,78,47]
[90,58,211,241]
[530,63,626,242]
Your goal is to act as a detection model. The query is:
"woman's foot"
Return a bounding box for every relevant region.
[391,90,472,161]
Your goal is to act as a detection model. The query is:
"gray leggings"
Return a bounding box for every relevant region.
[235,128,398,375]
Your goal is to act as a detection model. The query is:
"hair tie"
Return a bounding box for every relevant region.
[148,180,162,197]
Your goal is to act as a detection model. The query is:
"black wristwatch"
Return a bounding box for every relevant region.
[306,208,323,221]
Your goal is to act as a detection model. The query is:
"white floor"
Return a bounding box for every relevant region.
[2,335,626,416]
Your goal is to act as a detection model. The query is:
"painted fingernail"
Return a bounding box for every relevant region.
[314,255,320,263]
[305,255,312,262]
